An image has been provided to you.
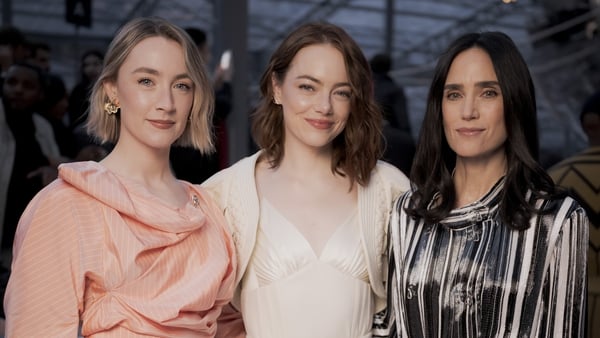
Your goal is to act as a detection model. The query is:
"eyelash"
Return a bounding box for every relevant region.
[138,78,153,86]
[175,83,192,91]
[446,90,498,99]
[335,90,351,98]
[299,84,314,91]
[483,90,498,97]
[137,78,192,91]
[298,84,351,98]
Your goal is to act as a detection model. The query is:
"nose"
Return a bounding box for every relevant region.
[460,96,479,121]
[315,91,332,115]
[156,85,175,113]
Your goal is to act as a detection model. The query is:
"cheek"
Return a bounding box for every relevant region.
[177,94,194,112]
[284,92,311,111]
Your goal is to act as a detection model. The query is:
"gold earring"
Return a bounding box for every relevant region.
[104,102,119,115]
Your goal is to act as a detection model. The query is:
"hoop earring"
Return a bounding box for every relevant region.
[104,102,119,115]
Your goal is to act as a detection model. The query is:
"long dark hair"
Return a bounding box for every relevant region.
[408,31,558,230]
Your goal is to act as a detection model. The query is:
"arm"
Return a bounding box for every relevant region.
[543,204,588,337]
[198,186,246,338]
[4,184,83,337]
[372,195,409,338]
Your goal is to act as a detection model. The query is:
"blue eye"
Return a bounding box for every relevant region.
[138,78,153,86]
[175,83,192,91]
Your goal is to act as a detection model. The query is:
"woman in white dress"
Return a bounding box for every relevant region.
[203,22,410,338]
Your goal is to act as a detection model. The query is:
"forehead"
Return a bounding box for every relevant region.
[446,47,497,81]
[286,43,348,79]
[121,36,185,68]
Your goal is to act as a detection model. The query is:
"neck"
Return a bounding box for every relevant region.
[100,141,175,187]
[452,155,507,207]
[276,142,336,180]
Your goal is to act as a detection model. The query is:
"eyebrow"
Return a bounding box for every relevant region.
[132,67,191,80]
[296,74,351,88]
[444,81,500,91]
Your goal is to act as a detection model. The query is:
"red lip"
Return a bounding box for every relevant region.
[306,118,334,130]
[147,119,175,129]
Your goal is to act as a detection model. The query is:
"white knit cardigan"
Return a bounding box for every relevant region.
[202,151,411,312]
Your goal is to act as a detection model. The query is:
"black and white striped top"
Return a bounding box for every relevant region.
[382,178,588,338]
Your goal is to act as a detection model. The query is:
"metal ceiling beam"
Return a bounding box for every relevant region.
[2,0,13,25]
[258,0,352,50]
[397,1,521,65]
[120,0,161,26]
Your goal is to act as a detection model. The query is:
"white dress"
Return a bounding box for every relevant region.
[241,199,374,338]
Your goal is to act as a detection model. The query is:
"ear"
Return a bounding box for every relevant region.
[103,81,118,105]
[271,73,282,105]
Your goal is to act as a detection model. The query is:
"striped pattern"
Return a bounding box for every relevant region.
[384,179,588,338]
[4,161,236,337]
[548,146,600,338]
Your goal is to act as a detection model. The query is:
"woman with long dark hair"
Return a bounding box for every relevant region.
[384,31,587,337]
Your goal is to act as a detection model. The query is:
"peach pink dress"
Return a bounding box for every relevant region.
[4,161,236,337]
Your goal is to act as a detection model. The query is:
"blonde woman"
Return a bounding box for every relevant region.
[4,17,235,337]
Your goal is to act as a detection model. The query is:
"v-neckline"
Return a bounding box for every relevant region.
[261,198,357,258]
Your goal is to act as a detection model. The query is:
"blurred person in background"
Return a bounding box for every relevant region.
[370,53,415,175]
[548,90,600,338]
[68,49,103,128]
[169,27,233,184]
[0,62,62,255]
[0,26,29,87]
[28,42,51,72]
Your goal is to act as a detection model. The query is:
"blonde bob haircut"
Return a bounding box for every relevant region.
[86,16,215,153]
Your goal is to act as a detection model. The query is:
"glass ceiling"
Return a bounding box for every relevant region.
[2,0,599,162]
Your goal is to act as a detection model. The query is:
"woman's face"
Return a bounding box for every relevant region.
[442,47,507,165]
[272,43,352,152]
[103,36,195,153]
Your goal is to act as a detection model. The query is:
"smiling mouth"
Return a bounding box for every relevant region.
[147,119,175,129]
[306,118,334,129]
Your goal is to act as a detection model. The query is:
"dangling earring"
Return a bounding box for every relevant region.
[104,101,119,115]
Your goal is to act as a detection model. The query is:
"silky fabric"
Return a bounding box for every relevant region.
[242,199,372,338]
[4,161,236,337]
[202,151,411,337]
[384,178,588,338]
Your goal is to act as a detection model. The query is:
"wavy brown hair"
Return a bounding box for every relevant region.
[251,21,383,186]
